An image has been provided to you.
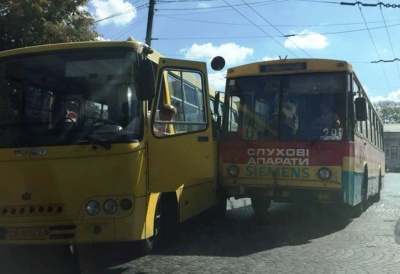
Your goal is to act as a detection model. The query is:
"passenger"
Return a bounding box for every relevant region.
[281,100,298,137]
[154,104,177,136]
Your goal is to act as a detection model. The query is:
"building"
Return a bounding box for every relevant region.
[384,124,400,172]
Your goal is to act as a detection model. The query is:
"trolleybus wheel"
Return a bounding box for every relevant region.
[371,172,382,203]
[208,196,227,220]
[251,195,271,220]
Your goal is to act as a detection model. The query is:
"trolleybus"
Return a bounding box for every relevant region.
[217,58,384,217]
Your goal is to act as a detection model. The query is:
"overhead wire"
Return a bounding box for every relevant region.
[340,1,400,8]
[156,0,289,9]
[152,21,400,41]
[153,4,400,41]
[357,5,391,91]
[94,1,399,67]
[220,0,301,58]
[94,1,147,24]
[297,0,400,6]
[375,0,400,80]
[94,0,399,53]
[93,0,149,41]
[156,14,399,28]
[90,0,399,96]
[242,0,312,57]
[112,16,148,40]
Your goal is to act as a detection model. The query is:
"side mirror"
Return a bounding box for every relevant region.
[135,57,155,101]
[355,97,367,121]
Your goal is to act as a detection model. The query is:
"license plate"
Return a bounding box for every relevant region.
[5,227,50,240]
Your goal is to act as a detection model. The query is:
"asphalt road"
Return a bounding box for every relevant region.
[2,173,400,274]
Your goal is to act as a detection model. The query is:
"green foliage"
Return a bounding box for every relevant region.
[85,101,102,119]
[373,101,400,124]
[0,0,100,51]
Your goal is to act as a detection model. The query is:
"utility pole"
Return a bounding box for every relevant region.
[145,0,155,46]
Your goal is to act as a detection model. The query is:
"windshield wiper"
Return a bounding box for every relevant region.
[309,133,321,145]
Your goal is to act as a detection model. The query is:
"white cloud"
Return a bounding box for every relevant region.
[262,56,279,61]
[181,43,254,67]
[284,30,328,50]
[208,71,226,92]
[198,3,212,8]
[371,89,400,102]
[181,43,254,92]
[92,0,136,26]
[95,36,109,41]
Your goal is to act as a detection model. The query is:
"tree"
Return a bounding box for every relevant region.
[0,0,99,51]
[373,101,400,124]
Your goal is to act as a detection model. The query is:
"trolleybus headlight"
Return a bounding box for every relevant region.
[103,199,118,215]
[228,165,240,177]
[86,200,100,216]
[318,167,331,180]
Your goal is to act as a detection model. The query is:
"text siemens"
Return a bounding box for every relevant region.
[246,166,310,178]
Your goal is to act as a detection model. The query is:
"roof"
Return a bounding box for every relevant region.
[384,124,400,132]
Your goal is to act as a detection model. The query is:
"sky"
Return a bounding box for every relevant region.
[87,0,400,102]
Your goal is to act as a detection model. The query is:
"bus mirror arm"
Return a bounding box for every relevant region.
[215,115,221,139]
[213,92,221,115]
[213,92,222,135]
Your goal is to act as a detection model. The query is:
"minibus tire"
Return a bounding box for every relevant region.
[142,200,162,254]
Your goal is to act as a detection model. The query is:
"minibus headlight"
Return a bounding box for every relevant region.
[103,199,118,215]
[318,167,331,180]
[120,198,133,211]
[86,200,100,216]
[228,165,240,177]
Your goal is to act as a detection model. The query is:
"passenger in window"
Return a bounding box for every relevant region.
[311,100,342,140]
[154,104,177,136]
[281,99,299,138]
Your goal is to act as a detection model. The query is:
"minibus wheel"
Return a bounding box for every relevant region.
[208,196,227,220]
[142,193,178,254]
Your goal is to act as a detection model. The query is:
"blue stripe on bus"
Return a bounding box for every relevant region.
[342,170,364,206]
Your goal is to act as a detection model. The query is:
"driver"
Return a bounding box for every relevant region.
[311,100,341,139]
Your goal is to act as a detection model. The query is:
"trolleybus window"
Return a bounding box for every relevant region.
[225,73,346,141]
